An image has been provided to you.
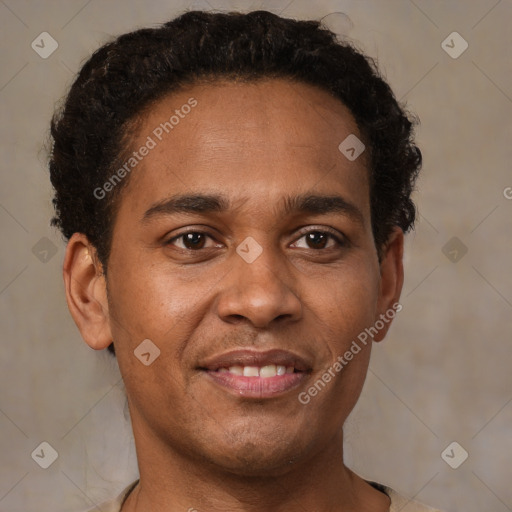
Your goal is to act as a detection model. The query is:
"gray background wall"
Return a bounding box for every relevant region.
[1,1,511,511]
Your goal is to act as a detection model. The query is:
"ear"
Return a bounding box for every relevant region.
[373,226,404,342]
[63,233,113,350]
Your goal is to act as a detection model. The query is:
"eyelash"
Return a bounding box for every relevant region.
[165,227,347,251]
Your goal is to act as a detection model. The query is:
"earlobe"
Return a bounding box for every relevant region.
[63,233,113,350]
[373,227,404,342]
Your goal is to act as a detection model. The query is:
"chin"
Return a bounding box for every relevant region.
[197,426,312,478]
[213,449,303,478]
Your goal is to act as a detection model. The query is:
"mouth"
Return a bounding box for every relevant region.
[197,349,312,399]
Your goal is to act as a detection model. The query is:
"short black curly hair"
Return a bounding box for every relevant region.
[49,9,421,356]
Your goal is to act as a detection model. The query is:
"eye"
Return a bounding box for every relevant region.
[166,231,220,250]
[164,228,346,252]
[291,229,346,250]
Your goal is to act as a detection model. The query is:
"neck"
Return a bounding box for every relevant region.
[122,417,390,512]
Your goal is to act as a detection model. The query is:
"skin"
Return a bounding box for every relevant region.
[63,78,404,511]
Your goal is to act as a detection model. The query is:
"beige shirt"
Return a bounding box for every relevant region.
[89,480,443,511]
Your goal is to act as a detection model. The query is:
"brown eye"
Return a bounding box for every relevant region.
[291,229,344,250]
[305,232,329,249]
[182,232,206,249]
[167,231,214,250]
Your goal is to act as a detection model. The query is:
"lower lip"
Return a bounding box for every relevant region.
[203,370,307,398]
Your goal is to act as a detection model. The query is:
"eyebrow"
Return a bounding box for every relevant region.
[141,192,365,226]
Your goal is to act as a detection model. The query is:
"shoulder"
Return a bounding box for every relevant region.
[91,479,443,512]
[383,485,443,511]
[86,480,138,512]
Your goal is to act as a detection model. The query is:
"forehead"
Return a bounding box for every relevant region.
[117,78,370,220]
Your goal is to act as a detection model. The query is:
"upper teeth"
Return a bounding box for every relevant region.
[217,365,295,377]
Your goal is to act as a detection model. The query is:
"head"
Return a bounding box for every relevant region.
[51,10,421,475]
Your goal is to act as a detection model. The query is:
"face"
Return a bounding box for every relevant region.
[70,78,403,476]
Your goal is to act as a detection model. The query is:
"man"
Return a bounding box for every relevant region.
[49,9,441,512]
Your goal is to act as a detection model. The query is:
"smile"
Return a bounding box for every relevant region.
[198,349,311,398]
[215,364,296,377]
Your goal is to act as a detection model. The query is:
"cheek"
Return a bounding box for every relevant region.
[106,254,219,386]
[295,258,378,411]
[107,251,189,337]
[313,260,380,350]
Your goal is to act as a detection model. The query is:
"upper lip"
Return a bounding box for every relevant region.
[198,349,311,372]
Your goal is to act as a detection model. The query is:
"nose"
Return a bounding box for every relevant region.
[215,246,302,329]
